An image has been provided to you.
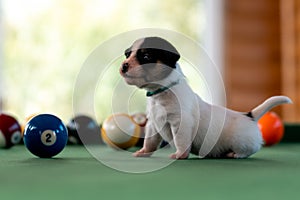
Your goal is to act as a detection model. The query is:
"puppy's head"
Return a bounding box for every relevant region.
[120,37,180,89]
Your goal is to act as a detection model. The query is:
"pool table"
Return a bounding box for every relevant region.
[0,124,299,200]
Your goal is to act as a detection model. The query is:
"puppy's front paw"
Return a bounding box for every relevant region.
[133,148,153,157]
[169,151,189,160]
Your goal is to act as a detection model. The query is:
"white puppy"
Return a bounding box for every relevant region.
[120,37,292,159]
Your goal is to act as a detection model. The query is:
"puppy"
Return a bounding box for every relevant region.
[120,37,292,159]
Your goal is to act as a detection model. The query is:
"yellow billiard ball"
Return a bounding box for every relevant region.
[101,113,140,150]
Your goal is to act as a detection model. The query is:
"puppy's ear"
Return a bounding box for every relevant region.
[141,37,180,68]
[158,48,180,69]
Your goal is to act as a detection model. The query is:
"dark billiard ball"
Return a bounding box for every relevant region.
[23,114,68,158]
[66,115,102,145]
[0,113,22,148]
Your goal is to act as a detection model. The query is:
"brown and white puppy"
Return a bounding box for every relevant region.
[120,37,292,159]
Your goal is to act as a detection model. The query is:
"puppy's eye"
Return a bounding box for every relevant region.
[142,53,151,61]
[125,51,131,58]
[136,49,156,65]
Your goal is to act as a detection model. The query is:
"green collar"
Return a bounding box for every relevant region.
[146,80,180,97]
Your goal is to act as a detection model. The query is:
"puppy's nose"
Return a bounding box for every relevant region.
[121,63,129,73]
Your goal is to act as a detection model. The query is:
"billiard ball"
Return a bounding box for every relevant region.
[131,113,147,147]
[101,113,140,150]
[131,113,147,127]
[21,113,38,133]
[23,114,68,158]
[258,111,284,146]
[66,115,102,145]
[0,113,22,148]
[20,113,38,144]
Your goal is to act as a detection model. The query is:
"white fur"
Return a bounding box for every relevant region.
[120,45,292,159]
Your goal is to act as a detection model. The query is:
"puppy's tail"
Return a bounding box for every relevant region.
[248,96,292,121]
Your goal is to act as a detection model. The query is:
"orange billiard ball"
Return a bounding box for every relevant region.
[258,112,284,146]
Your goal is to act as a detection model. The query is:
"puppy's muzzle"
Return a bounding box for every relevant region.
[121,63,129,73]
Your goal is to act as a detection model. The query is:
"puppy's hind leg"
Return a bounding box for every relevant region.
[226,145,259,159]
[226,152,249,159]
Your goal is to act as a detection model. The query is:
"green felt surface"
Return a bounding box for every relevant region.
[1,143,300,200]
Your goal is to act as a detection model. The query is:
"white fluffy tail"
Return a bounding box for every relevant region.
[251,96,292,121]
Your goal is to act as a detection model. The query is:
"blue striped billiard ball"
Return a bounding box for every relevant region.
[23,114,68,158]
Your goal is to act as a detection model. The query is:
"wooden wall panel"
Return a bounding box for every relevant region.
[280,0,300,122]
[224,0,283,116]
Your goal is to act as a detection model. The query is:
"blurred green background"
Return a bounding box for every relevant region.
[1,0,205,123]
